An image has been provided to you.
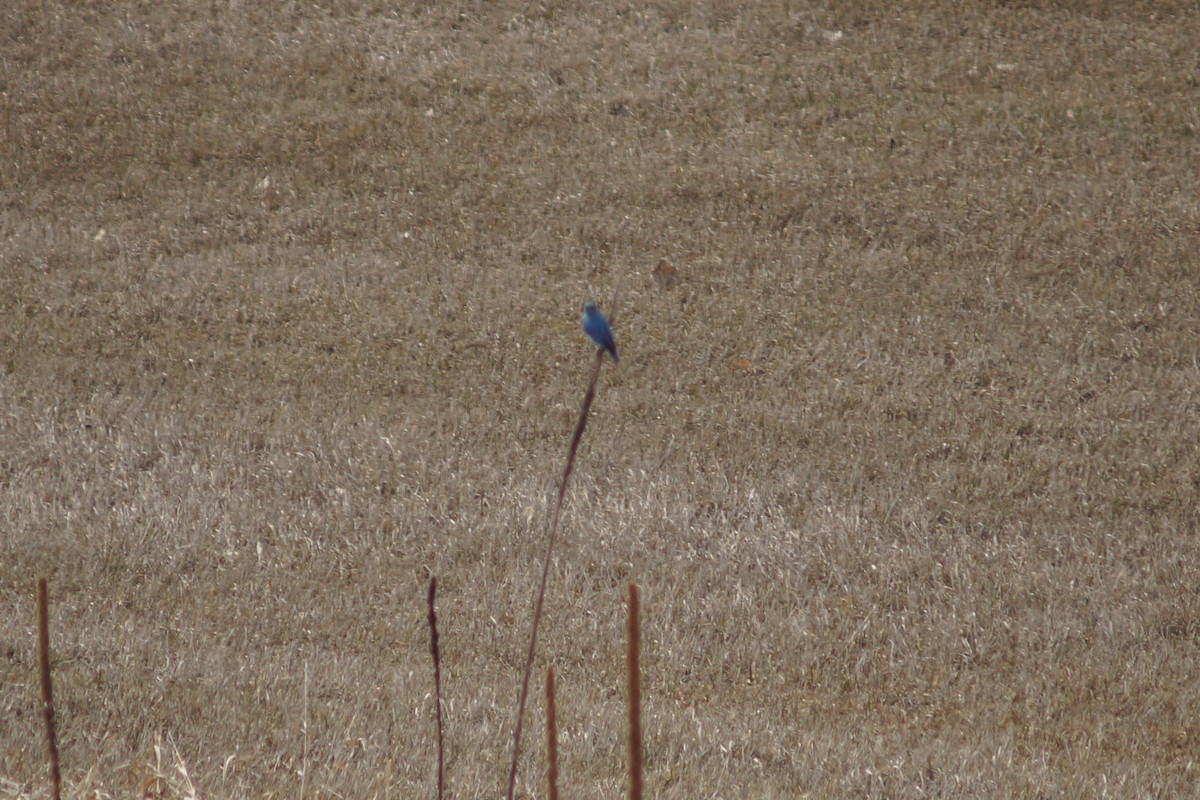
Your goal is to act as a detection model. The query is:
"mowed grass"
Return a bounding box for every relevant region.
[3,1,1200,796]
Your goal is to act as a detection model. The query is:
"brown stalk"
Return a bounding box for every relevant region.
[506,347,605,800]
[428,577,445,800]
[627,583,643,800]
[37,576,62,800]
[545,667,559,800]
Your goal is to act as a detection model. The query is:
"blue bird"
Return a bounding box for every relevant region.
[581,301,618,363]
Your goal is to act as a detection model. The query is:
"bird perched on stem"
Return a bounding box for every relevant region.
[581,301,618,363]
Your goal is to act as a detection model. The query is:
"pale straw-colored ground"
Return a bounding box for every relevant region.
[3,2,1199,797]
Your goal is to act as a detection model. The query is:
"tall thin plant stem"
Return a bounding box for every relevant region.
[428,577,445,800]
[37,577,62,800]
[299,661,309,800]
[505,349,605,800]
[627,583,644,800]
[545,667,559,800]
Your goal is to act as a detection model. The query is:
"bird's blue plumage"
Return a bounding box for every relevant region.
[581,302,618,363]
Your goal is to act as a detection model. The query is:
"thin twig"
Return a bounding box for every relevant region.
[299,660,309,800]
[37,577,62,800]
[627,584,643,800]
[506,349,604,800]
[545,667,559,800]
[428,577,445,800]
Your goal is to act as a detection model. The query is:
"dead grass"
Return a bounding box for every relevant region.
[3,0,1200,797]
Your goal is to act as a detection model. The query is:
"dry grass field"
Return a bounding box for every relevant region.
[4,1,1200,797]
